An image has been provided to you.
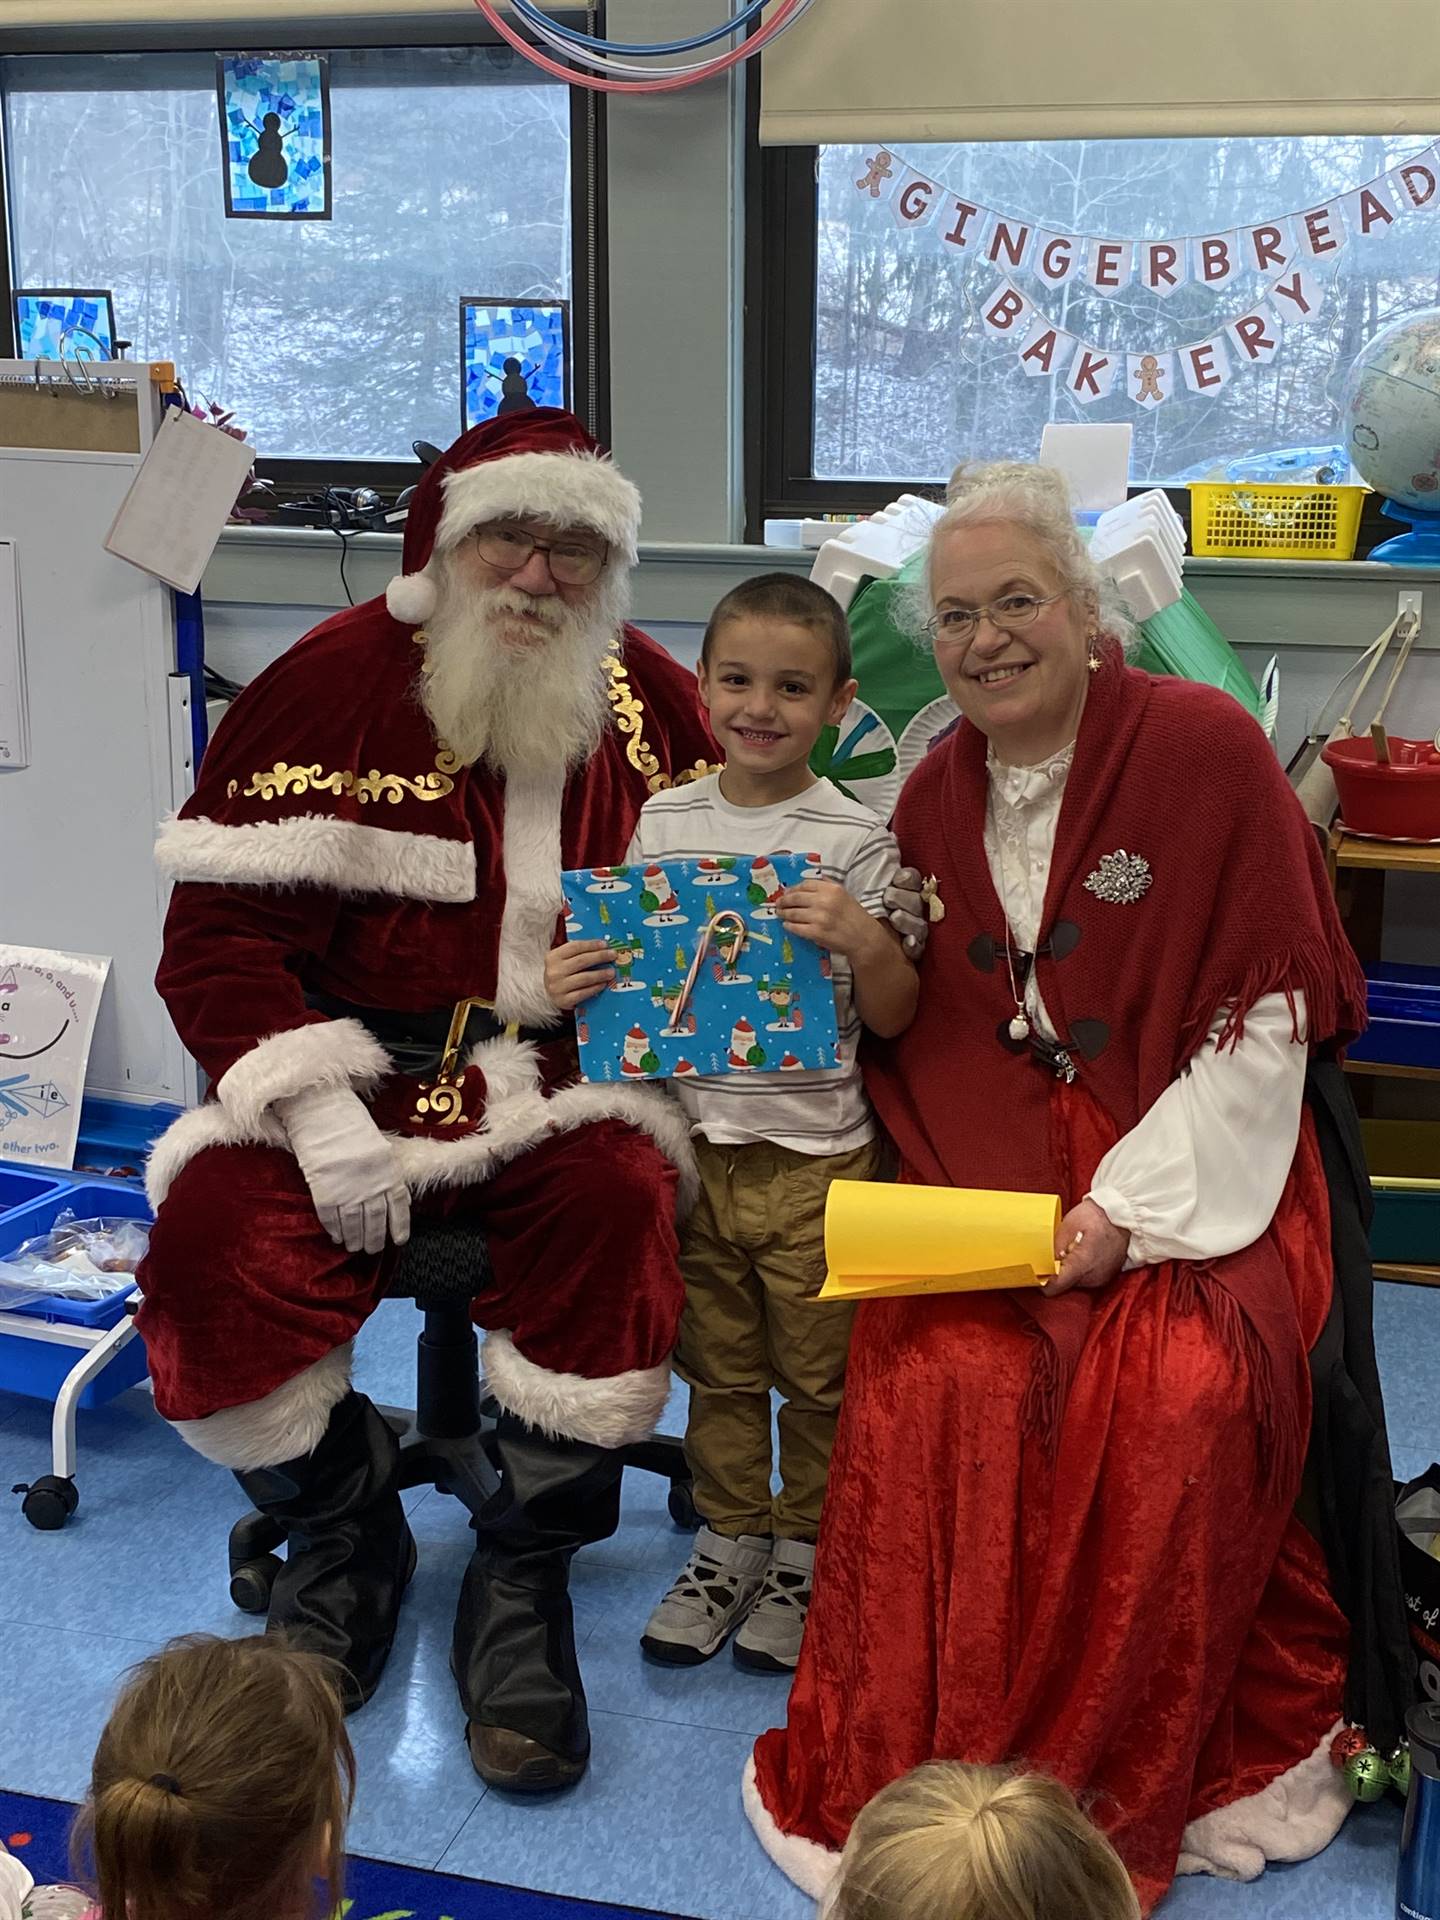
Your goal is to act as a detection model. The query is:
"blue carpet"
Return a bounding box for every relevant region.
[0,1790,690,1920]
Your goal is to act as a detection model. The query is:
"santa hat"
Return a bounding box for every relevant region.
[386,407,642,626]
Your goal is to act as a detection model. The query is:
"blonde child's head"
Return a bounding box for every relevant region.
[73,1634,354,1920]
[824,1762,1142,1920]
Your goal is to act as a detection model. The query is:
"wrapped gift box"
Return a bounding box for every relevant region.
[561,852,840,1083]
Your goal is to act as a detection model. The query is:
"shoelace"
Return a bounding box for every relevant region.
[667,1548,752,1620]
[752,1562,810,1613]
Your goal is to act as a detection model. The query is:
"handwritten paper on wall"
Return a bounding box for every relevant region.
[104,409,254,594]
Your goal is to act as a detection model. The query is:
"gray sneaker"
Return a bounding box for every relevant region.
[732,1536,815,1673]
[640,1526,773,1666]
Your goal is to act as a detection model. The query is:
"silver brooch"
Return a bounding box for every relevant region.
[1084,849,1153,905]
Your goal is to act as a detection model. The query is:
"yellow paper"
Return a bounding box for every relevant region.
[817,1180,1059,1301]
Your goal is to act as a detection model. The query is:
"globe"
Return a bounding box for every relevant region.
[1342,308,1440,524]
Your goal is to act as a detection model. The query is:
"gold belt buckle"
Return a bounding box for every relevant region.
[413,996,517,1125]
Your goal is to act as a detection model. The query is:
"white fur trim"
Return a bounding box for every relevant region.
[157,813,476,904]
[480,1328,669,1449]
[436,451,641,564]
[385,570,439,625]
[145,1101,287,1210]
[216,1019,392,1133]
[401,1074,699,1216]
[1176,1720,1349,1882]
[145,1056,697,1217]
[742,1754,840,1901]
[172,1343,354,1469]
[492,768,568,1030]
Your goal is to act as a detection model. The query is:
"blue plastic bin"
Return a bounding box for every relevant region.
[0,1182,152,1405]
[0,1168,64,1220]
[1350,963,1440,1072]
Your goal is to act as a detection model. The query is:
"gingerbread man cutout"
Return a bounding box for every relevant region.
[855,150,895,198]
[1133,354,1165,403]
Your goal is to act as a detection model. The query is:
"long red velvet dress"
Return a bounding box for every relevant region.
[750,664,1366,1914]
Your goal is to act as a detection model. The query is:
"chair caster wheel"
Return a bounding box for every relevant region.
[230,1552,281,1614]
[17,1475,79,1531]
[667,1481,700,1530]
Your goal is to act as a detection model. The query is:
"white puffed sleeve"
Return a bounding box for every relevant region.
[1087,991,1308,1269]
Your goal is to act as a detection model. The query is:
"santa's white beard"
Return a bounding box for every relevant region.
[417,575,623,778]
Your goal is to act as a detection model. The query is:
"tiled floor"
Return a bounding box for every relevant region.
[1,1282,1435,1919]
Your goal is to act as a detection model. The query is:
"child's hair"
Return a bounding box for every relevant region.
[72,1634,355,1920]
[824,1762,1141,1920]
[700,571,853,686]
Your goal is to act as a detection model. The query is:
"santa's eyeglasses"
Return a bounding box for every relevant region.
[472,522,608,587]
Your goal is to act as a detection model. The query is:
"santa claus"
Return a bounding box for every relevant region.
[137,409,717,1793]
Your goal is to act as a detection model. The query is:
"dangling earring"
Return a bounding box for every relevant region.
[1086,629,1102,673]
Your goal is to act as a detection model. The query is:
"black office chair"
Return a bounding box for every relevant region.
[227,1222,697,1612]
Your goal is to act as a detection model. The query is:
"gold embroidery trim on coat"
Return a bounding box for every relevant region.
[225,745,462,806]
[602,651,721,793]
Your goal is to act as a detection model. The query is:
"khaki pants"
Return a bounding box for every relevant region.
[675,1136,881,1543]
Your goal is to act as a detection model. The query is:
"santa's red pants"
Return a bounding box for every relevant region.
[136,1117,681,1426]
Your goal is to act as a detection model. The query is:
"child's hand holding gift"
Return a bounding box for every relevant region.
[777,879,918,1041]
[544,939,615,1011]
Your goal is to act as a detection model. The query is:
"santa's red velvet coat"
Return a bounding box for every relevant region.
[140,591,718,1444]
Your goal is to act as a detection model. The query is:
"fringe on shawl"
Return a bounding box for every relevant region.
[1178,936,1365,1067]
[1170,1262,1307,1501]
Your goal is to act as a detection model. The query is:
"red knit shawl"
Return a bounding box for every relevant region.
[864,653,1368,1450]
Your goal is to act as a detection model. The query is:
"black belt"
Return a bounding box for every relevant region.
[305,992,556,1077]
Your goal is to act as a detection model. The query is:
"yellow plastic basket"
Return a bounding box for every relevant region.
[1187,482,1366,560]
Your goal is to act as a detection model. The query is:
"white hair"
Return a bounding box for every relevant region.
[898,461,1137,654]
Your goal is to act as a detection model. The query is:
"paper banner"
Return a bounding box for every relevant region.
[1032,230,1078,285]
[1127,349,1176,408]
[1086,237,1133,295]
[938,193,991,253]
[1392,149,1440,212]
[1341,178,1398,242]
[854,149,897,201]
[1190,231,1242,289]
[1017,316,1074,375]
[1139,240,1187,297]
[1068,340,1117,402]
[1180,334,1232,393]
[817,1178,1058,1302]
[985,216,1034,272]
[893,168,940,230]
[981,278,1034,339]
[1268,264,1324,325]
[1227,304,1282,366]
[1241,217,1296,273]
[1298,202,1347,258]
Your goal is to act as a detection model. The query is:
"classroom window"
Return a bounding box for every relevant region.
[755,134,1440,517]
[2,46,579,466]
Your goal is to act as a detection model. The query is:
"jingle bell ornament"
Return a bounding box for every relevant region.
[1344,1747,1390,1802]
[1389,1746,1413,1797]
[1330,1726,1370,1769]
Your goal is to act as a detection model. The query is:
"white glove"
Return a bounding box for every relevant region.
[275,1084,411,1257]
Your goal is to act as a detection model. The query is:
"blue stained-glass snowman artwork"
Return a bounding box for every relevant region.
[561,852,840,1084]
[462,301,570,429]
[217,54,332,220]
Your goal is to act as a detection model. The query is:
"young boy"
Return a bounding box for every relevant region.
[545,574,917,1673]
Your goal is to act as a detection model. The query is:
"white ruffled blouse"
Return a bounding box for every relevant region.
[983,743,1306,1268]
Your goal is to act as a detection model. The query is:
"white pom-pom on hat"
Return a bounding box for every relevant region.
[385,570,439,625]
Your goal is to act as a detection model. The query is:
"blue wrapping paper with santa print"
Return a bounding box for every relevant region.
[561,851,841,1084]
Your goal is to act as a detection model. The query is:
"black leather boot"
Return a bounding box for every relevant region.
[235,1390,416,1712]
[452,1414,623,1792]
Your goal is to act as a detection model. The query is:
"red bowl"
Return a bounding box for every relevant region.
[1321,734,1440,840]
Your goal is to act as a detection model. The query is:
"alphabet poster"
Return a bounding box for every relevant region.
[561,853,840,1084]
[0,945,111,1169]
[217,54,332,220]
